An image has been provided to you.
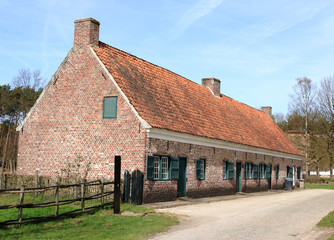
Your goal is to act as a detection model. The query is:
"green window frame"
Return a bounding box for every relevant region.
[146,155,179,181]
[260,164,266,179]
[196,158,206,180]
[223,161,228,180]
[103,96,117,118]
[253,164,259,179]
[245,163,253,180]
[228,162,234,180]
[223,161,234,180]
[265,165,271,179]
[297,167,301,179]
[275,165,279,180]
[287,166,293,178]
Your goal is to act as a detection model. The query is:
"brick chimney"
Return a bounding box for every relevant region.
[261,106,272,117]
[202,78,221,97]
[74,18,100,47]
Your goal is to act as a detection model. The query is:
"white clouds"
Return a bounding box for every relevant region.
[169,0,224,40]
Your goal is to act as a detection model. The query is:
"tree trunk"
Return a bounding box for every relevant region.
[2,123,11,170]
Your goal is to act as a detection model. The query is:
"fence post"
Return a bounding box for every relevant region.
[100,178,104,209]
[55,177,60,217]
[114,155,121,214]
[81,180,86,212]
[18,185,25,225]
[35,170,39,197]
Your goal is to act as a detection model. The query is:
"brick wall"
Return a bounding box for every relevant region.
[17,23,146,181]
[143,137,302,203]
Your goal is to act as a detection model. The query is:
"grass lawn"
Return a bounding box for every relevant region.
[0,194,178,240]
[317,211,334,240]
[305,182,334,190]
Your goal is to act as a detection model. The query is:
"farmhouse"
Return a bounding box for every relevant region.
[16,18,303,203]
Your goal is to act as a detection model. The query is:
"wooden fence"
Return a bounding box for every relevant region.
[0,156,122,227]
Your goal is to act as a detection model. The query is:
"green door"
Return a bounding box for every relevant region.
[177,157,187,197]
[236,162,242,192]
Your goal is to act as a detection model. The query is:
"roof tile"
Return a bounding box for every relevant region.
[93,42,302,156]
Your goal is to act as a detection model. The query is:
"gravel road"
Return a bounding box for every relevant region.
[149,189,334,240]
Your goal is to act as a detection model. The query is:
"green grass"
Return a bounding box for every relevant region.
[0,203,178,240]
[305,182,334,190]
[0,193,86,222]
[317,210,334,240]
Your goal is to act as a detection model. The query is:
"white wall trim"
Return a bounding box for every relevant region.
[147,128,303,161]
[90,47,151,129]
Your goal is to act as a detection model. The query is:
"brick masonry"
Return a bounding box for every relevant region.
[143,137,301,203]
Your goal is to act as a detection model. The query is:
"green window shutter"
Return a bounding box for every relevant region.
[170,157,179,180]
[265,165,271,179]
[203,159,206,180]
[228,162,234,179]
[146,155,155,180]
[253,164,258,179]
[103,96,117,118]
[244,162,247,179]
[297,167,301,179]
[195,159,201,180]
[275,166,279,179]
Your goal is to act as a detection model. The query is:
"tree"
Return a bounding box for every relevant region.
[289,77,317,177]
[272,113,288,132]
[12,69,45,90]
[317,76,334,180]
[0,68,45,174]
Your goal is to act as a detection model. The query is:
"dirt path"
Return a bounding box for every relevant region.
[149,189,334,240]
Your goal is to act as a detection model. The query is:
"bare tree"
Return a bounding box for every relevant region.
[289,77,317,177]
[317,76,334,180]
[12,68,45,90]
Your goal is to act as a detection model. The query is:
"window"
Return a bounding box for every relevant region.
[223,161,227,180]
[265,165,271,179]
[223,161,234,180]
[161,157,169,180]
[287,166,293,178]
[244,163,259,179]
[245,163,253,179]
[146,155,179,181]
[228,162,234,179]
[153,156,160,179]
[275,165,279,180]
[297,167,301,179]
[253,164,259,179]
[103,96,117,118]
[260,164,266,179]
[196,159,206,180]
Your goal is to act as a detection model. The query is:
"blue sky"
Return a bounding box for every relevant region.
[1,0,333,115]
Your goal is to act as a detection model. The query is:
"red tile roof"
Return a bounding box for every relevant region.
[93,42,302,156]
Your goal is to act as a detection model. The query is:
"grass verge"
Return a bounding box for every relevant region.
[305,182,334,190]
[0,203,178,240]
[317,211,334,240]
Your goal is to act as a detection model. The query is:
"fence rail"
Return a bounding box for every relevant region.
[0,179,114,226]
[0,155,122,227]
